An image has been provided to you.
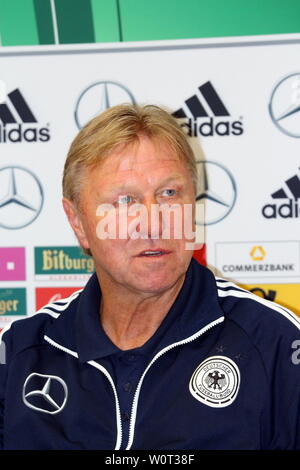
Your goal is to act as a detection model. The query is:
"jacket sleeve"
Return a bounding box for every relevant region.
[260,315,300,449]
[282,331,300,450]
[0,325,13,450]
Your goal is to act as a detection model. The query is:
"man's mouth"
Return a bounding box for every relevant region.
[137,249,171,257]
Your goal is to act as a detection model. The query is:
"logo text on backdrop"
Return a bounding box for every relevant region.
[0,86,50,143]
[173,81,243,137]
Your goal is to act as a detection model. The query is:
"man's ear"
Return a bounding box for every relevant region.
[62,198,90,251]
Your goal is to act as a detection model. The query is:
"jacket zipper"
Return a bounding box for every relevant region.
[44,335,123,450]
[44,315,224,451]
[126,316,225,450]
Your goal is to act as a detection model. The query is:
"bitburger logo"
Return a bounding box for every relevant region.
[189,356,240,408]
[262,168,300,219]
[173,81,243,137]
[0,87,50,143]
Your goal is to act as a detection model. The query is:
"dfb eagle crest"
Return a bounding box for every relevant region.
[205,370,227,390]
[189,356,240,408]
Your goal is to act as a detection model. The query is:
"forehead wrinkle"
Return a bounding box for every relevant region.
[89,135,187,191]
[115,154,180,174]
[105,136,180,173]
[98,157,182,183]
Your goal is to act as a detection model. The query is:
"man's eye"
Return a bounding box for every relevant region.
[161,189,176,197]
[116,195,133,205]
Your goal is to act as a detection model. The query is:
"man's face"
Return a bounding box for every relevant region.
[66,135,196,295]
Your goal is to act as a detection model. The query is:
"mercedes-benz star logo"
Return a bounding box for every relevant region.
[0,166,43,229]
[23,373,68,415]
[196,160,236,225]
[269,72,300,138]
[75,80,136,129]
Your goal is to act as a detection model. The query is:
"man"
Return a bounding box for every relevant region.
[1,104,300,450]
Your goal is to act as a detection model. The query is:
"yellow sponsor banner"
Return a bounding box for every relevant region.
[238,284,300,317]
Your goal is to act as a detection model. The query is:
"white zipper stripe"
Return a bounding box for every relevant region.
[88,360,122,450]
[43,335,122,450]
[44,316,225,450]
[126,316,225,450]
[217,287,300,330]
[44,335,79,358]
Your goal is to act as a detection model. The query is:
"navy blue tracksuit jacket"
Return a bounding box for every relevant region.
[1,259,300,450]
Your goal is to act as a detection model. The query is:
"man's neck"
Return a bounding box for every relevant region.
[98,272,186,350]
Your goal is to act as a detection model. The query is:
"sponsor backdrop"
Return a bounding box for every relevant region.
[0,31,299,326]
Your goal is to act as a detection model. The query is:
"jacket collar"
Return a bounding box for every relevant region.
[44,259,225,362]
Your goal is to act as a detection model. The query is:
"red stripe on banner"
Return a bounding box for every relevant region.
[193,244,207,266]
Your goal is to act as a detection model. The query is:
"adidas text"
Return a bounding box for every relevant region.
[262,199,299,219]
[0,124,50,143]
[179,117,243,137]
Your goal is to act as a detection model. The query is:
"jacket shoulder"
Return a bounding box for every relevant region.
[0,289,82,359]
[215,277,300,387]
[215,277,300,339]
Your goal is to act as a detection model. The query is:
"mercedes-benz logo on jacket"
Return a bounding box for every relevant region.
[23,373,68,414]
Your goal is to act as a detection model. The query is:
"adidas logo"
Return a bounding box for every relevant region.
[0,87,50,143]
[172,81,243,137]
[262,168,300,219]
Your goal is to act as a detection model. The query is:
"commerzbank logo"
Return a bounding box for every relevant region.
[173,81,243,137]
[269,73,300,138]
[0,84,50,143]
[215,241,300,279]
[74,81,136,129]
[250,246,266,261]
[34,246,94,281]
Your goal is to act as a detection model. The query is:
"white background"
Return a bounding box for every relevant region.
[0,34,299,321]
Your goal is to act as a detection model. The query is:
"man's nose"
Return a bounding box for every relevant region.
[141,197,163,240]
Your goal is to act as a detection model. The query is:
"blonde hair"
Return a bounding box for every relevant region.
[63,104,197,204]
